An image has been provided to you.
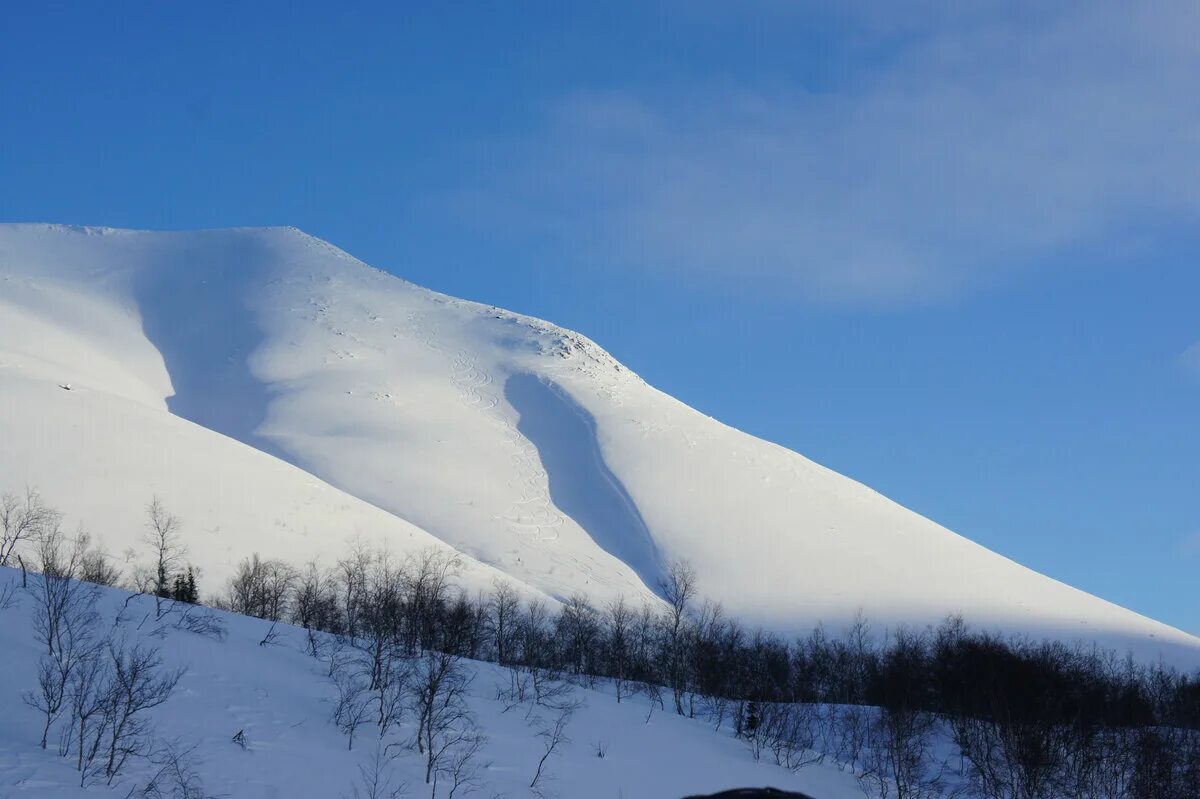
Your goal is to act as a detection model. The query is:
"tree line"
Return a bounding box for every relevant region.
[4,488,1199,798]
[225,548,1200,798]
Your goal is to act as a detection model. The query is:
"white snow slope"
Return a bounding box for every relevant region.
[0,223,1195,662]
[0,568,862,798]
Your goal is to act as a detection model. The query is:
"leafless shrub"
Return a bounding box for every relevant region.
[26,653,72,749]
[858,708,946,799]
[25,529,103,753]
[530,708,572,793]
[746,702,825,772]
[495,664,580,721]
[0,488,59,567]
[375,652,414,737]
[173,605,226,641]
[641,681,666,715]
[0,579,17,611]
[66,645,111,778]
[78,533,122,587]
[100,639,186,784]
[258,620,283,647]
[827,704,871,771]
[438,727,486,799]
[529,667,581,717]
[138,738,212,799]
[496,666,532,712]
[345,744,408,799]
[331,668,373,751]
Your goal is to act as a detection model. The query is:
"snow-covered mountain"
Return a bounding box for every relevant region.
[0,223,1194,661]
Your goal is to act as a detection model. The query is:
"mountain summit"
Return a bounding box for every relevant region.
[1,223,1194,660]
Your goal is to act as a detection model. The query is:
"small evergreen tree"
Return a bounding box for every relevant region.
[170,567,199,604]
[746,701,760,735]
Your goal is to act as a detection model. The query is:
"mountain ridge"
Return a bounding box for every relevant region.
[1,222,1195,662]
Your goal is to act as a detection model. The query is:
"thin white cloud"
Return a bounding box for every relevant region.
[466,1,1200,305]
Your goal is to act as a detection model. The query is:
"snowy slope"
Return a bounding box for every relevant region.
[0,568,862,798]
[0,223,1195,661]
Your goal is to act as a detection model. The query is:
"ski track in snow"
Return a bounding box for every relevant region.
[407,311,567,548]
[404,310,624,592]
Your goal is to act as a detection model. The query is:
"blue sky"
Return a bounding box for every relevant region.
[3,1,1197,634]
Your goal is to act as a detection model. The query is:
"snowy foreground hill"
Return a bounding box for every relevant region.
[0,223,1196,661]
[0,568,860,798]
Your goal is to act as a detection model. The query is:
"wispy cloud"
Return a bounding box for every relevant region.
[465,1,1200,305]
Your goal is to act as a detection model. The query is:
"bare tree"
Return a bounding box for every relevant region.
[172,604,226,641]
[0,578,16,611]
[293,561,342,657]
[336,542,374,642]
[660,558,697,715]
[555,593,599,679]
[746,702,825,772]
[26,654,71,750]
[330,666,372,751]
[519,598,550,668]
[261,560,298,621]
[345,744,408,799]
[77,533,122,587]
[409,649,480,793]
[437,728,486,799]
[487,578,520,666]
[138,738,212,799]
[102,639,185,783]
[603,596,634,703]
[29,527,101,663]
[66,647,112,778]
[632,601,662,695]
[691,599,736,727]
[403,548,461,654]
[375,646,414,736]
[258,620,283,648]
[828,704,871,772]
[226,553,297,621]
[856,629,947,798]
[0,488,59,567]
[529,666,580,716]
[530,708,572,793]
[355,553,406,693]
[496,665,533,712]
[144,498,185,619]
[859,708,946,799]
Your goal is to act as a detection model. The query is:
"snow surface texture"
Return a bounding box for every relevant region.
[0,568,861,798]
[0,223,1196,661]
